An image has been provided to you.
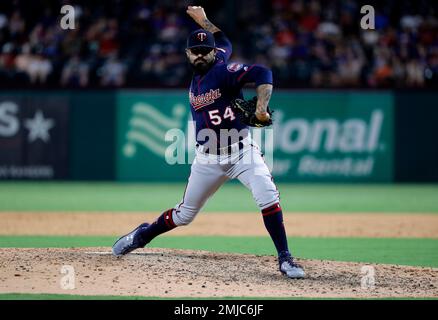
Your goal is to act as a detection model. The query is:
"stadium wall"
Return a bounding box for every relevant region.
[0,90,436,182]
[394,91,438,182]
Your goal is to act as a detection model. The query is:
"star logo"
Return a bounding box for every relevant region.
[24,110,55,143]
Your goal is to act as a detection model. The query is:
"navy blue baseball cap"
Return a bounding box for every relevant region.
[187,29,216,49]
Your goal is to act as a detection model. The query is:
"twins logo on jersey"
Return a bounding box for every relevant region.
[189,89,222,110]
[227,62,243,72]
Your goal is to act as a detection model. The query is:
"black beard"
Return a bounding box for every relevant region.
[190,59,214,74]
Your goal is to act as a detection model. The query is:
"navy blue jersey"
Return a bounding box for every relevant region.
[188,31,273,146]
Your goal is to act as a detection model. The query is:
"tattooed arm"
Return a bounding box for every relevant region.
[186,6,221,33]
[228,64,274,123]
[255,84,273,122]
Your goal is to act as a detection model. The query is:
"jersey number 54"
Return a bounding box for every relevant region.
[208,107,236,125]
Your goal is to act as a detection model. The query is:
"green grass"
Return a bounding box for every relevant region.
[0,182,437,213]
[1,235,437,268]
[1,293,436,300]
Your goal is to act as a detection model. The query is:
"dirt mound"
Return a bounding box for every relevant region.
[1,248,437,298]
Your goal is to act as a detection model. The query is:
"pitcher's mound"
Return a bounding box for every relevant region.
[1,248,437,298]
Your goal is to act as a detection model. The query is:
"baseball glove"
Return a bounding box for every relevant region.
[231,96,273,128]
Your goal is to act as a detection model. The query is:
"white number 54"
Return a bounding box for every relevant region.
[208,107,235,125]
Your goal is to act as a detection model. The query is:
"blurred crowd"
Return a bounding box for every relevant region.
[0,0,437,88]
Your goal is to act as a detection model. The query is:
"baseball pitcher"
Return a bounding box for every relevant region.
[112,6,304,279]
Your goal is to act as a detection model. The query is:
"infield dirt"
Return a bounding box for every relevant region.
[2,212,438,237]
[1,247,437,298]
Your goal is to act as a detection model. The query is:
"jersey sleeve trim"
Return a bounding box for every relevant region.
[237,64,256,83]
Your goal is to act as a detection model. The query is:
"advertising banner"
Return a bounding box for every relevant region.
[117,91,192,181]
[269,92,394,182]
[0,94,69,179]
[116,91,393,182]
